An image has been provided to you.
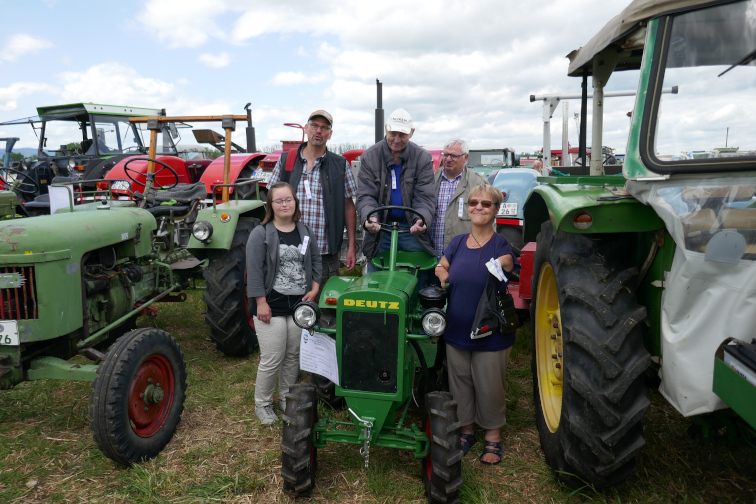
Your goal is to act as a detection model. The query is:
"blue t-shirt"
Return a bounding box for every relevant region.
[389,163,403,219]
[442,233,518,352]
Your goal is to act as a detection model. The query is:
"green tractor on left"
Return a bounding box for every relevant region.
[0,113,265,465]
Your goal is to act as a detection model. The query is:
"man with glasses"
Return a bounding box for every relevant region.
[431,138,489,260]
[269,110,357,293]
[356,108,436,271]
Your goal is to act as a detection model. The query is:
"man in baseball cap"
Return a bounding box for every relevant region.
[356,108,436,273]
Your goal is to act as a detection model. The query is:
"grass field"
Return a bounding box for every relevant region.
[1,287,755,503]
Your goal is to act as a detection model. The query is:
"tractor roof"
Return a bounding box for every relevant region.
[566,0,736,76]
[35,103,162,121]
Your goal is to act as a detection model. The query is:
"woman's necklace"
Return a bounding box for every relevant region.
[469,232,493,249]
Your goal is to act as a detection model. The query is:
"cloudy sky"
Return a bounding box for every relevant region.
[0,0,644,155]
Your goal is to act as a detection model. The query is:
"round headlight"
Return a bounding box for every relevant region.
[192,220,213,242]
[421,308,447,337]
[68,158,76,170]
[293,301,320,329]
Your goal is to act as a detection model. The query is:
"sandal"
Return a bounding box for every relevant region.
[479,441,503,466]
[460,433,477,456]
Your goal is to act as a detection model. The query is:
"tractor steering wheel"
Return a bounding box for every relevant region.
[123,157,179,190]
[364,205,427,234]
[2,168,40,196]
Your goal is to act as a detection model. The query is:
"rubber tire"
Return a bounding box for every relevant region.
[530,221,650,488]
[203,217,259,357]
[89,327,187,465]
[310,373,346,409]
[421,391,463,504]
[281,384,318,497]
[235,164,257,200]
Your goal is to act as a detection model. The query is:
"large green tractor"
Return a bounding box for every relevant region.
[281,206,462,504]
[524,0,756,488]
[0,114,265,464]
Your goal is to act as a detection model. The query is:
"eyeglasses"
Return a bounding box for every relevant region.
[441,152,465,160]
[308,122,332,132]
[272,198,294,206]
[468,199,494,208]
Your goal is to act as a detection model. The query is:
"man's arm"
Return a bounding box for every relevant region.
[355,148,382,229]
[410,151,437,230]
[344,197,357,269]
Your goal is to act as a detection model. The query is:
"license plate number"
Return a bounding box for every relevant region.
[252,170,273,183]
[112,180,130,191]
[497,202,518,216]
[0,321,19,346]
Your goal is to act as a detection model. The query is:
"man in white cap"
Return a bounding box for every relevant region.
[356,108,436,271]
[269,110,358,289]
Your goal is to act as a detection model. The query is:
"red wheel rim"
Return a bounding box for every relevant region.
[128,354,175,437]
[424,418,432,482]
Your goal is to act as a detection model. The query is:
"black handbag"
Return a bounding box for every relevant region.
[470,274,517,339]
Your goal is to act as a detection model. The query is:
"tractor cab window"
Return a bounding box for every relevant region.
[38,117,91,157]
[644,0,756,173]
[133,122,180,156]
[92,115,144,155]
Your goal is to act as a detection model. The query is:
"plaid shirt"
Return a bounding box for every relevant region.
[431,170,462,255]
[269,149,357,255]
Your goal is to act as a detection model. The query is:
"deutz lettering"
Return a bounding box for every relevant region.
[342,299,400,310]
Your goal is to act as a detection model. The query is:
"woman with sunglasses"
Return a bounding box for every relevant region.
[246,182,322,425]
[434,183,518,465]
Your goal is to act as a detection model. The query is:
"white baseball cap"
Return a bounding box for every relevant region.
[385,108,413,134]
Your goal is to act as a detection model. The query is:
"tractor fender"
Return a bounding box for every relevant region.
[523,182,664,243]
[187,199,265,253]
[318,276,361,308]
[199,153,267,194]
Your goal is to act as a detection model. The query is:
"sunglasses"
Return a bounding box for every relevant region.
[467,199,494,208]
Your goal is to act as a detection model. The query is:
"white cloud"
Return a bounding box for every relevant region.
[0,34,53,64]
[270,71,329,86]
[0,82,56,111]
[136,0,222,49]
[198,51,231,68]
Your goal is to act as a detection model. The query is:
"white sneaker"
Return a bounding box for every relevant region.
[255,404,278,425]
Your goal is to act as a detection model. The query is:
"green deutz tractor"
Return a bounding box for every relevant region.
[0,114,265,464]
[524,0,756,488]
[282,206,462,504]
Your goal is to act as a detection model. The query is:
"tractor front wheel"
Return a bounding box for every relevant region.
[281,384,318,497]
[203,217,259,357]
[89,328,187,465]
[531,221,650,488]
[421,391,463,504]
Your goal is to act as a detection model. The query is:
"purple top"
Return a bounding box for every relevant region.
[443,233,518,352]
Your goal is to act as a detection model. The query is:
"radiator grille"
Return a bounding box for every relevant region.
[0,266,38,320]
[341,311,399,393]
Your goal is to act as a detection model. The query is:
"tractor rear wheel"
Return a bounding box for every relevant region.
[310,373,346,409]
[281,384,318,497]
[421,391,463,504]
[89,328,187,465]
[203,217,259,357]
[531,221,650,488]
[497,224,523,256]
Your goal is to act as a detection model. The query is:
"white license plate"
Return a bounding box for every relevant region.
[252,170,273,184]
[112,180,130,191]
[0,321,19,346]
[497,202,518,216]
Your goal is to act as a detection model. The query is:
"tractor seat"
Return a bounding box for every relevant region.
[23,193,51,212]
[145,204,194,218]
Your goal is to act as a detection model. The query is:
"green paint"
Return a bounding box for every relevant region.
[27,357,99,382]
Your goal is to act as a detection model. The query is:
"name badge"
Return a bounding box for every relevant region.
[304,179,312,200]
[458,198,464,218]
[300,236,310,255]
[391,170,397,190]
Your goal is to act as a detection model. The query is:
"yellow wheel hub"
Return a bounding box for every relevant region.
[535,263,563,434]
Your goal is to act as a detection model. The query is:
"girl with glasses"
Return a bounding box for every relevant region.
[246,182,322,425]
